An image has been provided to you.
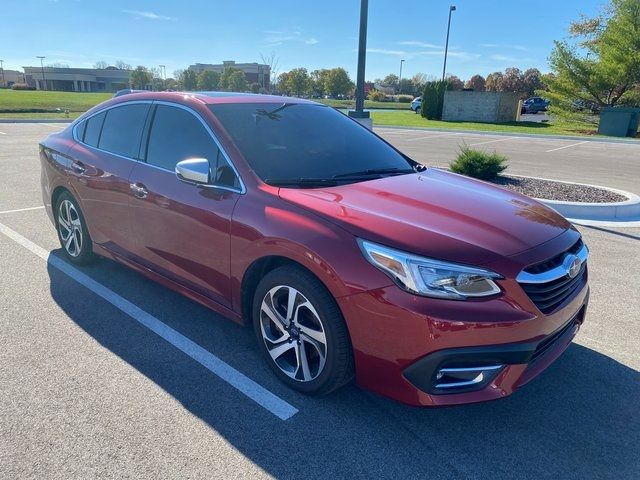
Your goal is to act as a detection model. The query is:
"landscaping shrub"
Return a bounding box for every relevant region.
[11,83,35,91]
[398,95,413,103]
[421,80,448,119]
[450,146,508,180]
[368,89,387,102]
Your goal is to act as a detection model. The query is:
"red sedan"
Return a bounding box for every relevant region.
[39,92,589,406]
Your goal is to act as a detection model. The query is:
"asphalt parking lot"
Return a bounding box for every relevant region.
[1,123,639,479]
[376,126,640,195]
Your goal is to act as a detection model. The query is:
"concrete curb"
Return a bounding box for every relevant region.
[0,119,74,123]
[375,124,640,145]
[519,175,640,226]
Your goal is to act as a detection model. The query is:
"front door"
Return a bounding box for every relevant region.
[128,103,242,307]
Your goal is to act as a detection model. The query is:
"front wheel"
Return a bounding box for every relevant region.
[253,265,354,395]
[55,191,95,264]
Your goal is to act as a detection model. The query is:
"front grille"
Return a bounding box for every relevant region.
[518,239,587,314]
[524,238,583,275]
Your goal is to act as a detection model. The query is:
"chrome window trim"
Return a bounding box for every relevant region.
[71,99,246,194]
[516,242,589,284]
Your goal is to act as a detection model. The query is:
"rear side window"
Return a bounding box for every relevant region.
[83,111,106,147]
[146,105,220,171]
[75,120,87,141]
[98,104,150,158]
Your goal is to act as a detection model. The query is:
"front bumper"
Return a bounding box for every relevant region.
[337,271,589,407]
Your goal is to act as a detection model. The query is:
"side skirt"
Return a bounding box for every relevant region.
[92,244,244,325]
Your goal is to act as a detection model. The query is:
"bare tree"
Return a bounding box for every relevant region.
[93,61,108,69]
[260,52,280,92]
[115,60,132,71]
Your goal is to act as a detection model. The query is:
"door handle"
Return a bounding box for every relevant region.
[130,183,148,199]
[71,161,86,174]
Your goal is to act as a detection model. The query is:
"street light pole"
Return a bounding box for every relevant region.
[349,0,371,127]
[398,59,405,94]
[441,5,456,82]
[37,56,46,90]
[0,60,5,88]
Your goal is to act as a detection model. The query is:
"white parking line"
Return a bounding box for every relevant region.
[405,133,460,142]
[0,131,6,135]
[469,137,519,146]
[546,141,589,153]
[0,221,299,421]
[41,123,65,129]
[0,205,45,214]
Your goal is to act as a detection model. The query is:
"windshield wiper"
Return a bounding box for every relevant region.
[265,178,342,187]
[332,167,416,179]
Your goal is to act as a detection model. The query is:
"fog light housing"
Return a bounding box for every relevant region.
[434,365,504,390]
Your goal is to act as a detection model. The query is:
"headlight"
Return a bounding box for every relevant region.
[358,239,503,300]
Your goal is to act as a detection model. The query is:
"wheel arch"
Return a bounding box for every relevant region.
[240,255,344,326]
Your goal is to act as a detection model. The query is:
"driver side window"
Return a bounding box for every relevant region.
[145,104,239,189]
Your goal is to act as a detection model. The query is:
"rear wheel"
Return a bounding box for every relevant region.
[253,265,354,395]
[55,191,95,264]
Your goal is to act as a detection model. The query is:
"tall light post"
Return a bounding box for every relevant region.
[0,60,5,88]
[159,64,166,90]
[37,56,46,90]
[441,5,456,82]
[348,0,371,128]
[398,59,405,94]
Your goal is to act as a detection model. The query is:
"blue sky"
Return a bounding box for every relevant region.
[2,0,605,81]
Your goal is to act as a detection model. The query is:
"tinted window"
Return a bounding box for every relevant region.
[209,103,412,183]
[98,104,150,158]
[146,105,238,188]
[75,120,87,141]
[83,111,106,147]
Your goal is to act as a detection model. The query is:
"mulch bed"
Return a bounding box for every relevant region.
[491,175,628,203]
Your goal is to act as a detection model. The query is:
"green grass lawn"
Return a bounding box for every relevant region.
[370,110,604,137]
[0,89,111,113]
[316,98,411,110]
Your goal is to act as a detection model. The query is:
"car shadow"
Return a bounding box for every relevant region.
[46,253,639,479]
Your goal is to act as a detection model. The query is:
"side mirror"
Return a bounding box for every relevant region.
[175,158,209,185]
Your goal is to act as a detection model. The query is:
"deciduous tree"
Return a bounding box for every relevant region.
[545,0,640,116]
[465,74,485,91]
[197,70,221,90]
[130,66,152,89]
[485,72,504,91]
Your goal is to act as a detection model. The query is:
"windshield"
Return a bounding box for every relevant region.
[208,103,415,186]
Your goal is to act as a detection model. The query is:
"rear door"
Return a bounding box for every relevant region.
[127,103,242,307]
[68,102,151,255]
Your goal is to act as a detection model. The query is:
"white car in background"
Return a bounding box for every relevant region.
[410,97,422,114]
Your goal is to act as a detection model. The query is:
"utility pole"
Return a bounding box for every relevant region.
[348,0,371,128]
[442,6,456,82]
[0,60,5,88]
[37,56,46,90]
[399,59,405,94]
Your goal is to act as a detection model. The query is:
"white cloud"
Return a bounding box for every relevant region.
[123,10,174,21]
[398,41,442,49]
[490,54,520,62]
[263,29,318,47]
[481,43,528,51]
[366,48,408,56]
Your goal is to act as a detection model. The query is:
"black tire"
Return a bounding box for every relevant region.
[55,191,95,264]
[415,106,421,114]
[252,265,354,395]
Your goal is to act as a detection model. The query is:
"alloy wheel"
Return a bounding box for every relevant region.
[259,285,327,382]
[57,199,83,257]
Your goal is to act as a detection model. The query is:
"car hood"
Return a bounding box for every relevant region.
[278,169,570,265]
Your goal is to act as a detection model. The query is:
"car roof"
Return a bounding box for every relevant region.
[112,90,315,106]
